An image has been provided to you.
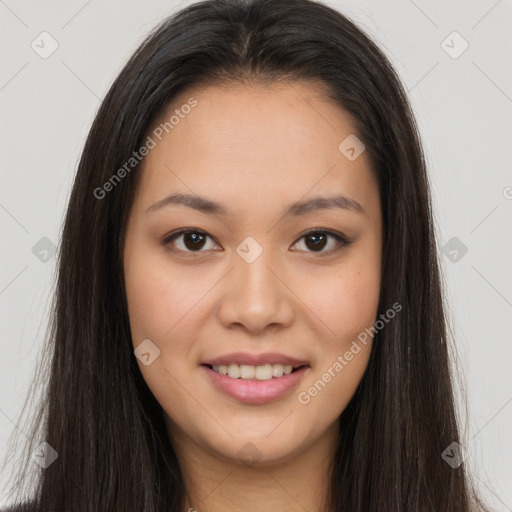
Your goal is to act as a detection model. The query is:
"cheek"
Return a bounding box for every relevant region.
[306,349,371,419]
[124,248,207,410]
[299,255,381,344]
[297,245,380,413]
[124,248,207,342]
[296,270,377,417]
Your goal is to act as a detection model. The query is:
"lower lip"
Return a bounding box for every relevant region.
[201,365,309,404]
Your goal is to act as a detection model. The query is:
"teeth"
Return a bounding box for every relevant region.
[272,365,284,378]
[227,364,240,379]
[240,364,255,379]
[255,365,272,380]
[211,363,297,380]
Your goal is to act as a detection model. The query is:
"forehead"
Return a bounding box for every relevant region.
[133,81,378,220]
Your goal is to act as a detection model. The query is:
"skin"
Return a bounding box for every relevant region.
[123,80,383,512]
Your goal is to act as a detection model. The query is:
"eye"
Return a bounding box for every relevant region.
[291,228,351,255]
[162,228,351,255]
[162,228,220,253]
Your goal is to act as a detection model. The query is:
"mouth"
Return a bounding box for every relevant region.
[202,363,308,380]
[200,358,310,404]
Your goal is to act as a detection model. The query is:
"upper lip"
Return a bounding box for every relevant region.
[202,352,309,368]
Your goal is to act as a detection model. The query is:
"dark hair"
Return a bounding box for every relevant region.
[1,0,492,510]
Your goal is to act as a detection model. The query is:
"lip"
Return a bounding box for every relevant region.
[202,352,309,368]
[201,364,309,404]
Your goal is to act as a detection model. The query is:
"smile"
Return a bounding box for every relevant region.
[208,363,303,380]
[201,363,310,404]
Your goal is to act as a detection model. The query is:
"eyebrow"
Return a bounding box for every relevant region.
[145,192,365,217]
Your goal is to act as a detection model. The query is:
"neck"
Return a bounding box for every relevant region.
[167,419,339,512]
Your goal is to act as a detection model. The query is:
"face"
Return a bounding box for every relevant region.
[123,80,382,466]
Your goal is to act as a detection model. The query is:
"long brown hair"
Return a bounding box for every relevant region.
[2,0,492,510]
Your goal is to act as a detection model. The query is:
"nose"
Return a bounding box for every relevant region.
[217,247,295,334]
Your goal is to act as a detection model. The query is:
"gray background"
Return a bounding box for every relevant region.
[1,0,511,509]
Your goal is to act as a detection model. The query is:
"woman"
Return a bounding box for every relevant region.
[1,0,492,510]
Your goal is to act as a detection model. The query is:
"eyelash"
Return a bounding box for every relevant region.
[161,227,351,257]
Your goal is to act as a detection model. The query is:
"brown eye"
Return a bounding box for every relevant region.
[291,229,350,255]
[162,228,350,256]
[163,229,219,253]
[304,232,329,251]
